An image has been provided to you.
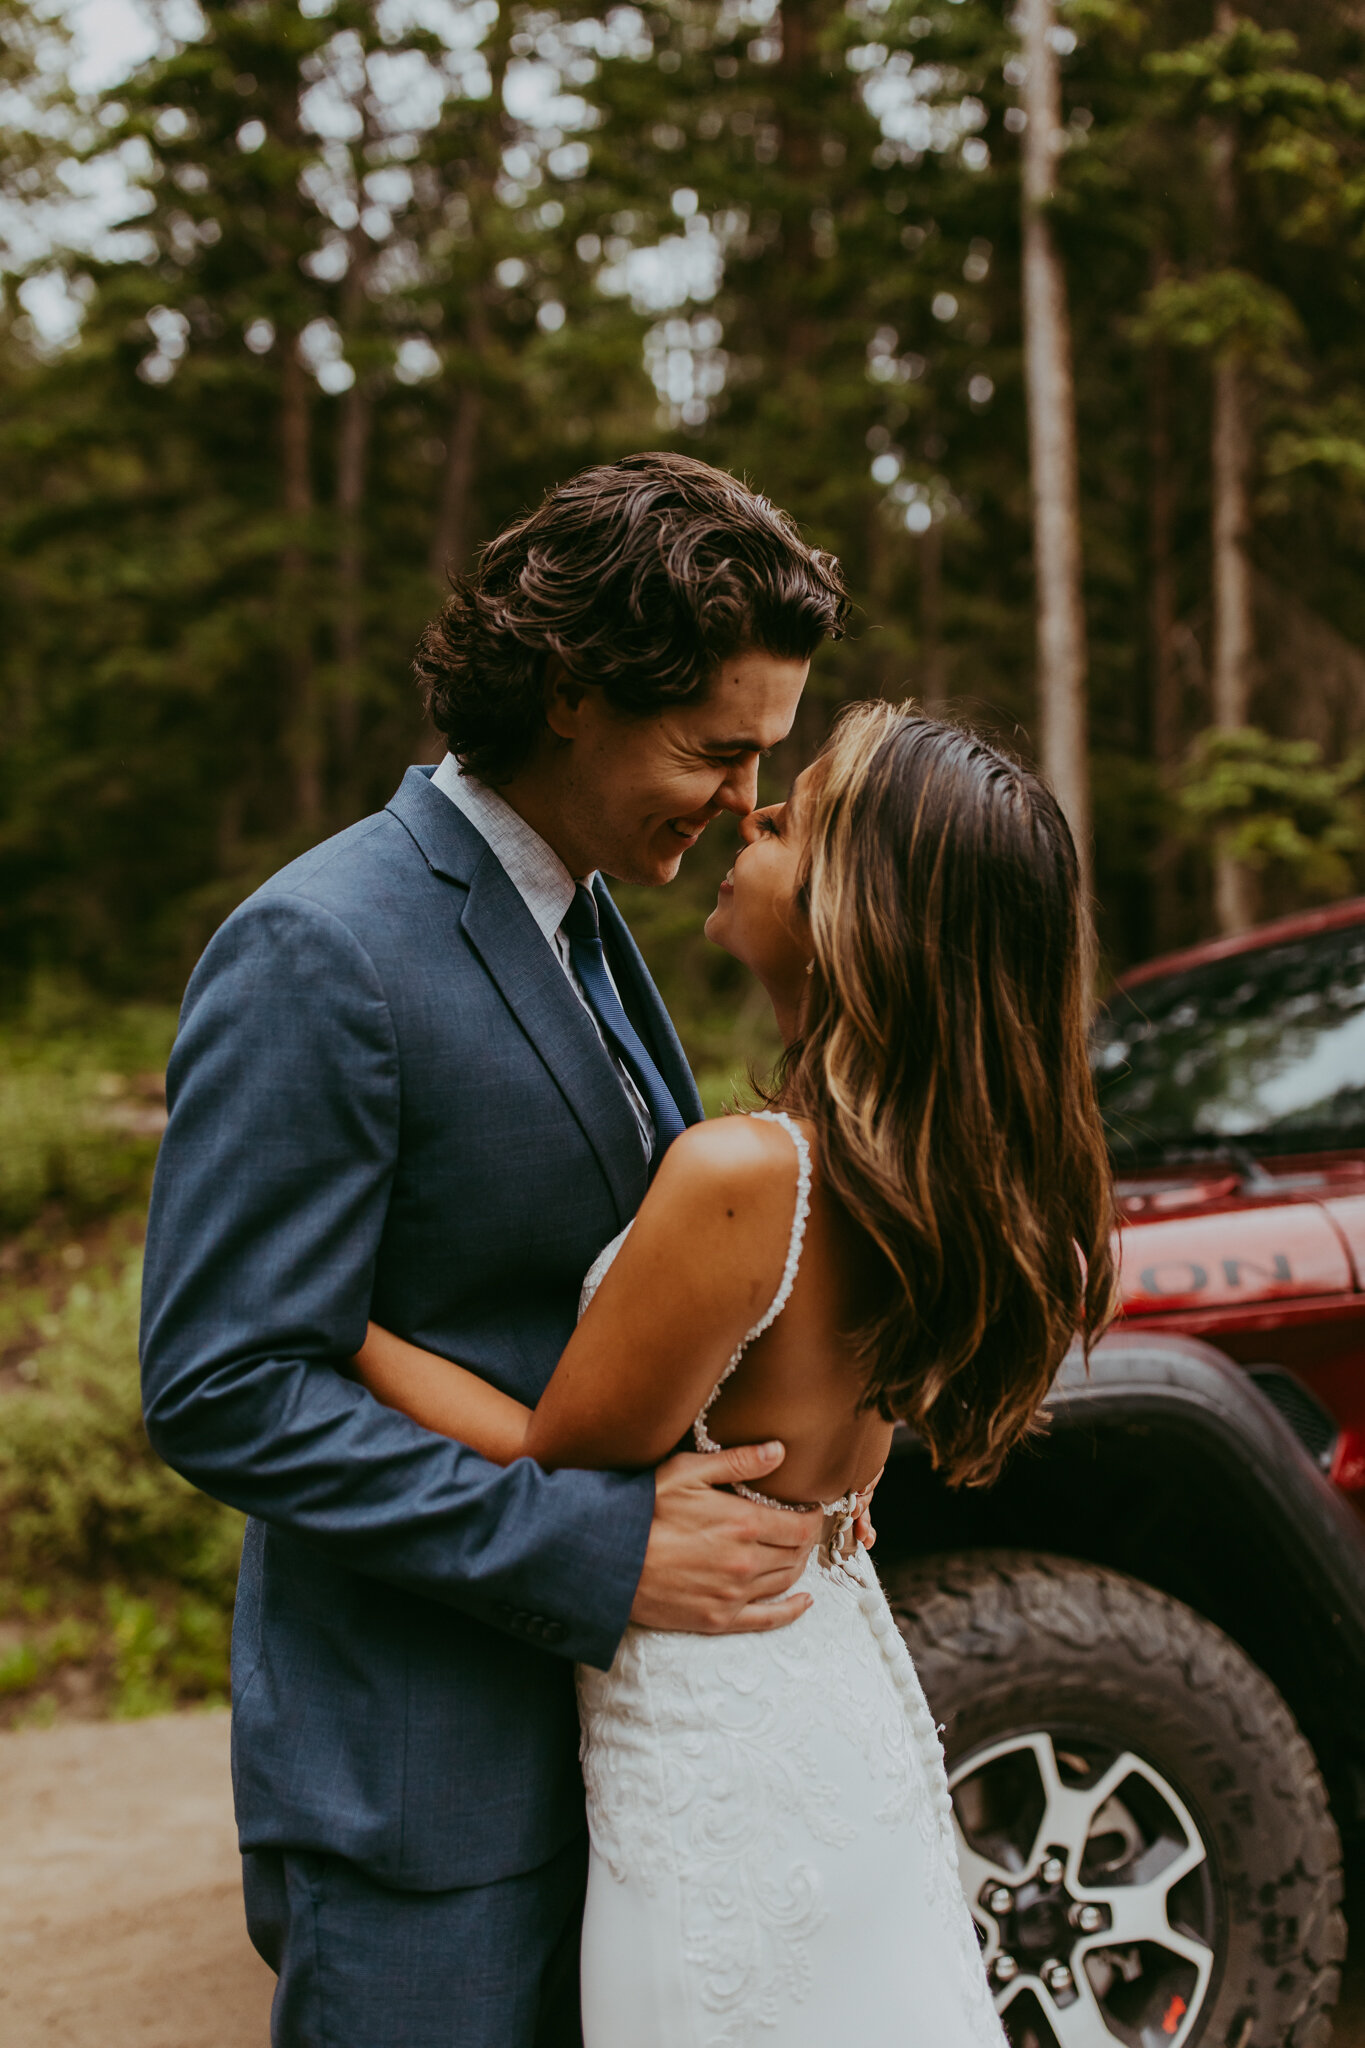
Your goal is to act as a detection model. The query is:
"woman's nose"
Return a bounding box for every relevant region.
[737,805,770,846]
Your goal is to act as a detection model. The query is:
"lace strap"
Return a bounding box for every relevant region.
[741,1112,813,1338]
[693,1111,813,1452]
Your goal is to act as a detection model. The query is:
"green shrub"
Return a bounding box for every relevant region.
[0,1615,98,1698]
[105,1586,231,1718]
[0,1070,161,1232]
[0,986,179,1233]
[0,1642,41,1694]
[0,1248,244,1597]
[0,1241,243,1716]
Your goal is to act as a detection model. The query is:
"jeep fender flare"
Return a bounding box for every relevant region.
[1048,1328,1365,1633]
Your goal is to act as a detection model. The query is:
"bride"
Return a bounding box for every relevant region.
[353,700,1118,2046]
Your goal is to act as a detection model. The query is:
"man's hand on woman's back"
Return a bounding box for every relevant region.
[630,1440,822,1633]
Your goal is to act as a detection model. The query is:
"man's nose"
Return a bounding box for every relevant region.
[716,755,760,817]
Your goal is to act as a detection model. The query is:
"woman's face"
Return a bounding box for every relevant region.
[704,764,815,1005]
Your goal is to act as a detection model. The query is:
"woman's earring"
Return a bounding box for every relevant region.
[805,960,814,976]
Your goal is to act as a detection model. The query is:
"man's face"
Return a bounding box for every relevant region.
[547,649,810,884]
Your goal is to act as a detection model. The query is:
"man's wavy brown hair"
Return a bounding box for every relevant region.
[415,451,849,783]
[776,701,1118,1488]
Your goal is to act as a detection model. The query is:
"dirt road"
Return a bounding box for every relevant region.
[1,1708,1360,2045]
[0,1711,272,2048]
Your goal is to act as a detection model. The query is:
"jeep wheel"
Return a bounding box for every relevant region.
[883,1551,1345,2048]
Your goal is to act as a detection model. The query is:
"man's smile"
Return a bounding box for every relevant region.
[666,817,710,847]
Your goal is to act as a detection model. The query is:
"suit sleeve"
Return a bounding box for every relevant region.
[139,891,653,1672]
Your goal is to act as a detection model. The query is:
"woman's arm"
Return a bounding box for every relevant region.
[353,1118,799,1472]
[352,1323,531,1464]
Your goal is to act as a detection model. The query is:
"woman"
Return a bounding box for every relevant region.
[354,700,1118,2045]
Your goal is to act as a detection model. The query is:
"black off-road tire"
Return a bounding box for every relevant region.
[882,1550,1345,2048]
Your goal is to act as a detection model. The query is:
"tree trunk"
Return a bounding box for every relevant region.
[1019,0,1092,900]
[335,374,370,780]
[1147,320,1182,949]
[1209,354,1255,931]
[1210,357,1254,737]
[279,335,321,830]
[774,0,823,375]
[332,117,377,796]
[427,4,507,592]
[1208,55,1256,934]
[1147,333,1178,768]
[430,380,482,587]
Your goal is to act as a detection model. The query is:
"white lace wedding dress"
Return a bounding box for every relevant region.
[575,1112,1007,2048]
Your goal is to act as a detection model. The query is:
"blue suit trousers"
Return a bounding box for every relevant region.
[243,1833,587,2048]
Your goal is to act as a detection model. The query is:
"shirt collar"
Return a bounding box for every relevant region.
[430,754,583,944]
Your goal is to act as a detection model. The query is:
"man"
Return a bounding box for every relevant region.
[140,452,849,2047]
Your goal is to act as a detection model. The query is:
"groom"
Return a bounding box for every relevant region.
[140,452,850,2048]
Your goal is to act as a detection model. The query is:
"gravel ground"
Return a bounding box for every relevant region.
[0,1709,1361,2046]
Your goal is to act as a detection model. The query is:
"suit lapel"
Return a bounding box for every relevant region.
[595,881,706,1127]
[387,764,700,1202]
[461,851,648,1228]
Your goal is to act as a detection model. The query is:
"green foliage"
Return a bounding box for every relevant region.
[0,987,177,1231]
[1,0,1365,981]
[0,1613,97,1696]
[0,1245,243,1592]
[1136,269,1304,374]
[0,1230,241,1717]
[0,1640,40,1693]
[0,1578,232,1719]
[1175,725,1365,898]
[1265,394,1365,491]
[105,1587,231,1718]
[0,1071,157,1232]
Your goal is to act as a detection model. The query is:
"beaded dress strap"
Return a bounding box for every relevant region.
[691,1112,861,1542]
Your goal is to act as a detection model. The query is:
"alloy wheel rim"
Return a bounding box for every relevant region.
[947,1729,1218,2048]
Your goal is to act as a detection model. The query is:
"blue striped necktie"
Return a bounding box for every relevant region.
[561,884,686,1166]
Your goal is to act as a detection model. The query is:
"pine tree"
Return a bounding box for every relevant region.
[6,0,1365,995]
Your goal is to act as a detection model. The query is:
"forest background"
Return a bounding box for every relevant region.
[4,0,1365,1721]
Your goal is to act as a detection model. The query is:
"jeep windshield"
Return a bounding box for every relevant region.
[1092,918,1365,1169]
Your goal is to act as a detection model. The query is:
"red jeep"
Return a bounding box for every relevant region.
[880,900,1365,2048]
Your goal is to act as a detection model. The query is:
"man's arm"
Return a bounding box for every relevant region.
[139,892,653,1669]
[352,1319,823,1631]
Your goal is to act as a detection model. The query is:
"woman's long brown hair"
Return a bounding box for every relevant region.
[773,701,1119,1488]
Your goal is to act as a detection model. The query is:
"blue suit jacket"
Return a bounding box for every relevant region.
[140,766,704,1889]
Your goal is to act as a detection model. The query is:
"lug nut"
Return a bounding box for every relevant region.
[1040,1854,1066,1886]
[1043,1960,1075,1995]
[985,1885,1014,1916]
[992,1954,1020,1985]
[1073,1902,1105,1934]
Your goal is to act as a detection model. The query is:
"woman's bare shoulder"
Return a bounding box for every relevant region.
[655,1113,806,1201]
[625,1117,806,1280]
